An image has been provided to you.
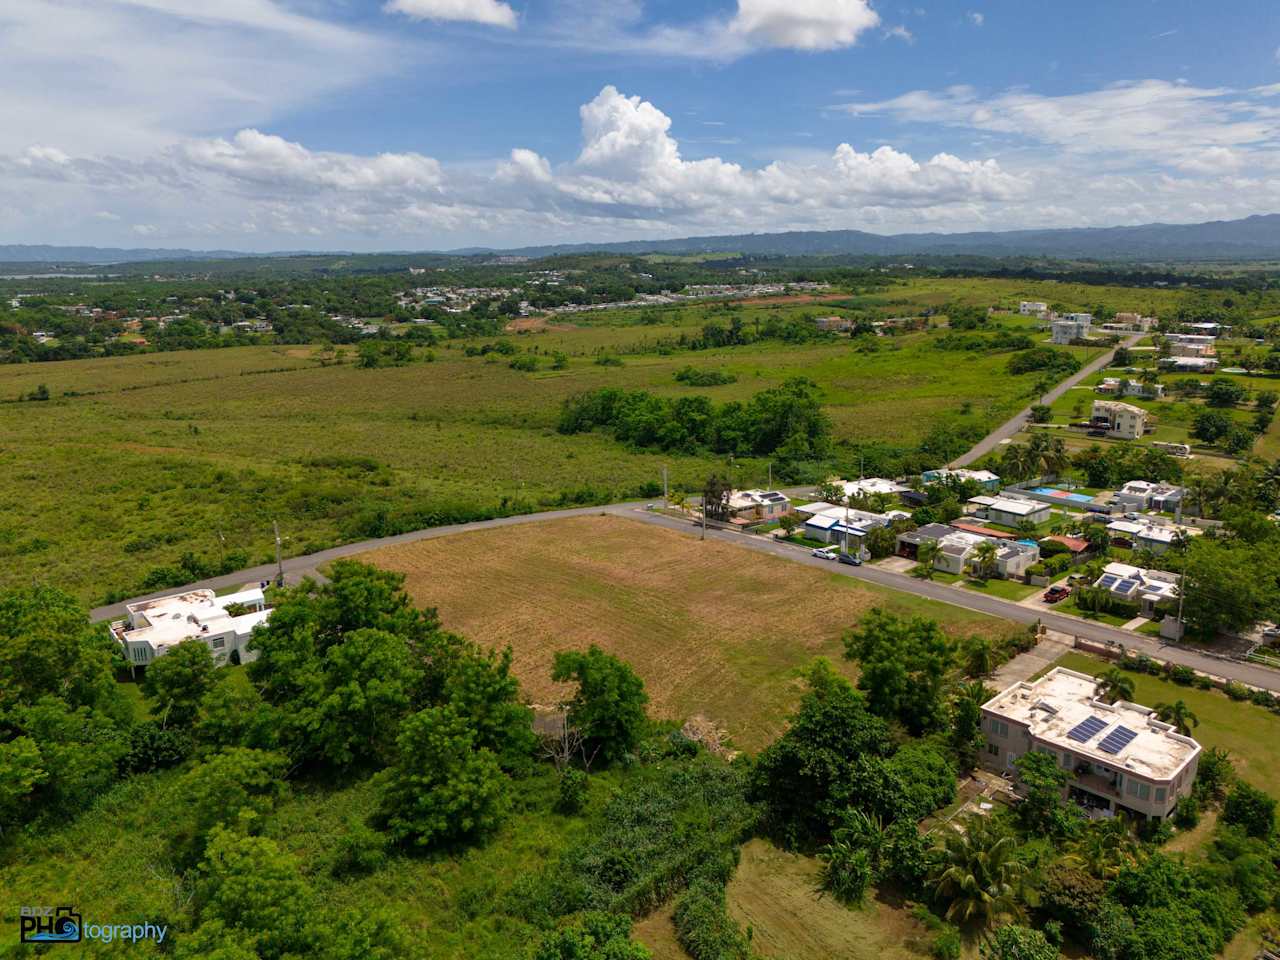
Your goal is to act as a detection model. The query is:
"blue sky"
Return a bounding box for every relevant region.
[1,0,1278,250]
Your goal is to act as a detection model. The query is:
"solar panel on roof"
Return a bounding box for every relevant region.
[1115,578,1140,594]
[1097,725,1138,755]
[1067,715,1109,743]
[1098,574,1119,590]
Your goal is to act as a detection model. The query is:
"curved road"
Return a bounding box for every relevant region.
[949,334,1143,468]
[94,496,1280,694]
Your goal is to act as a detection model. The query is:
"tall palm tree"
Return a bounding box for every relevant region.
[1184,472,1213,520]
[930,815,1028,928]
[1039,436,1071,479]
[962,636,996,679]
[915,540,941,579]
[1155,700,1199,736]
[969,540,999,581]
[1094,668,1135,704]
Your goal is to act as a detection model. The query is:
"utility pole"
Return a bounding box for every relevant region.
[273,520,285,588]
[767,461,772,490]
[662,466,668,509]
[701,492,707,541]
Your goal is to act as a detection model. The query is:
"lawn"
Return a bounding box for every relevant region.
[961,577,1041,601]
[358,514,1021,752]
[1051,651,1280,796]
[723,839,933,960]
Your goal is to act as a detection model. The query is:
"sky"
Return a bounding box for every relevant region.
[1,0,1278,252]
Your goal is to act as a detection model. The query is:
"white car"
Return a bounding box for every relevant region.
[811,547,838,560]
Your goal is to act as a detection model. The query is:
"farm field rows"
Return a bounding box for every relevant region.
[359,514,1021,752]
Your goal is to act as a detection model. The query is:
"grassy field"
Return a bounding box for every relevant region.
[725,839,932,960]
[0,290,1093,602]
[1052,651,1280,796]
[359,514,1021,752]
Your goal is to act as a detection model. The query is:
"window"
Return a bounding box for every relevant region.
[988,717,1009,738]
[1154,788,1166,803]
[987,744,999,757]
[210,636,225,650]
[1060,751,1072,770]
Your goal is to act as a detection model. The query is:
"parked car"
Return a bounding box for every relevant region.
[1043,585,1071,603]
[811,547,837,560]
[837,552,863,567]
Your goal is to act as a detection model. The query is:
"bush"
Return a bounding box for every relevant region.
[1225,682,1250,701]
[328,819,388,878]
[673,878,750,960]
[557,769,588,815]
[1223,782,1276,838]
[931,928,962,960]
[674,366,737,387]
[1173,795,1201,829]
[123,721,193,773]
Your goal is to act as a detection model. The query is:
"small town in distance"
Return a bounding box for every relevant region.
[6,2,1280,958]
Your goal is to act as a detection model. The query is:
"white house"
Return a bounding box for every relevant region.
[825,477,910,500]
[1105,518,1197,555]
[111,588,270,669]
[981,668,1200,821]
[1091,400,1147,440]
[725,490,791,523]
[1091,562,1180,617]
[921,468,1001,492]
[1020,301,1049,316]
[1112,481,1184,514]
[1097,378,1164,400]
[1159,356,1219,373]
[969,496,1051,528]
[902,525,1039,578]
[802,505,904,553]
[1052,314,1092,344]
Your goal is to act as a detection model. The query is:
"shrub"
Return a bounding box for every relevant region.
[1173,795,1200,829]
[673,878,750,960]
[1169,665,1196,686]
[1225,682,1250,701]
[557,769,589,815]
[1223,782,1276,838]
[931,928,962,960]
[328,819,388,878]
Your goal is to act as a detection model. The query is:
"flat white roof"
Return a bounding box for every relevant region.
[987,497,1047,516]
[984,668,1199,782]
[114,588,269,654]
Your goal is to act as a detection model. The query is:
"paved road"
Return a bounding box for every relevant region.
[949,333,1144,468]
[94,495,1280,693]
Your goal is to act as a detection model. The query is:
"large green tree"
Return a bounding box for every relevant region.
[143,638,221,727]
[551,646,649,767]
[375,705,510,850]
[842,608,952,734]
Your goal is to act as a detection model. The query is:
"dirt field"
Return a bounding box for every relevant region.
[725,839,933,960]
[361,514,1018,752]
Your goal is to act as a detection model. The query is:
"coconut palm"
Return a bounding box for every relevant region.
[930,815,1028,928]
[1094,668,1135,704]
[1155,700,1200,736]
[915,540,941,579]
[962,636,997,678]
[968,540,999,581]
[1039,436,1071,480]
[1069,815,1138,879]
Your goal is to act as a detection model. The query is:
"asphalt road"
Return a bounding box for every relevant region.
[94,497,1280,694]
[948,333,1144,468]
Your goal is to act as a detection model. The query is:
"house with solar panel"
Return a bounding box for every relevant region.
[1090,562,1180,617]
[981,668,1200,822]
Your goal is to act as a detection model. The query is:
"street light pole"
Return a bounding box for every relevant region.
[273,520,285,588]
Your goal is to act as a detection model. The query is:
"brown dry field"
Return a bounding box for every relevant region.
[360,514,1018,752]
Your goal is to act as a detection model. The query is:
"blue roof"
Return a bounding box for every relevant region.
[1067,715,1110,743]
[1097,726,1138,755]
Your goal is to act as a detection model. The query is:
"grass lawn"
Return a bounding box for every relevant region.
[721,839,933,960]
[1052,651,1280,796]
[1057,597,1133,628]
[359,514,1020,752]
[961,577,1041,601]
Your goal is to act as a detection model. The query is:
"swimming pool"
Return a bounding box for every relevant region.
[1032,487,1094,504]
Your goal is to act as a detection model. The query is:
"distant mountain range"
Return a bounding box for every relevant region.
[5,214,1280,265]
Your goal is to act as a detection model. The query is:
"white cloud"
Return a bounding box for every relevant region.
[726,0,879,52]
[0,0,390,157]
[384,0,518,29]
[968,11,984,26]
[179,130,444,194]
[839,79,1280,169]
[884,25,915,43]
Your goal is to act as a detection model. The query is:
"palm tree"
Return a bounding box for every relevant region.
[1184,472,1213,520]
[968,540,999,581]
[1068,815,1138,879]
[915,540,941,579]
[962,636,996,678]
[1039,436,1071,480]
[930,815,1028,928]
[1094,668,1135,704]
[1155,700,1199,736]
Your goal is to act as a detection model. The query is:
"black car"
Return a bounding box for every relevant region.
[837,552,863,566]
